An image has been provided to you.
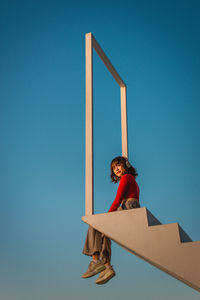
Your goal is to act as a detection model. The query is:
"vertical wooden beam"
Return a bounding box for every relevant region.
[120,86,128,158]
[85,33,93,215]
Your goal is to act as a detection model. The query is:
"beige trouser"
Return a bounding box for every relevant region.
[82,198,140,263]
[82,226,111,263]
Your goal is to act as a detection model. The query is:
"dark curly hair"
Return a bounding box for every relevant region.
[110,156,138,183]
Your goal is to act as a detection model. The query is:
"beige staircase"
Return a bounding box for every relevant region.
[82,208,200,292]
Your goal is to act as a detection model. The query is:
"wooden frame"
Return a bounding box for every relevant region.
[85,32,128,215]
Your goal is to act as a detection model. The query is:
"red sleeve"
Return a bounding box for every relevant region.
[108,175,129,212]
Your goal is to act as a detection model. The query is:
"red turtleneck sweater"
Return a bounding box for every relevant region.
[108,174,140,212]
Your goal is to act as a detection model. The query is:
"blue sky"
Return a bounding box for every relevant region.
[0,0,200,299]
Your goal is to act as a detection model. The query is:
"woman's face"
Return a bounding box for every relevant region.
[112,163,124,178]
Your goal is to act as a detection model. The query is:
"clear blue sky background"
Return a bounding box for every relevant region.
[1,0,200,299]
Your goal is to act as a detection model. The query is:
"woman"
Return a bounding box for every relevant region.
[82,156,140,284]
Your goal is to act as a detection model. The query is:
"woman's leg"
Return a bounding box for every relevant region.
[95,236,115,285]
[82,226,103,257]
[82,226,111,262]
[100,234,111,264]
[82,226,109,278]
[82,227,114,283]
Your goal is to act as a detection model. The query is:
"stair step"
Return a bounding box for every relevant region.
[146,209,161,226]
[178,224,192,243]
[82,208,200,292]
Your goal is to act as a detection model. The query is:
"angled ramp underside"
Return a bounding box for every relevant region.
[82,208,200,292]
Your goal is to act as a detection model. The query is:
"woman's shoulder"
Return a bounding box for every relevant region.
[121,173,135,181]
